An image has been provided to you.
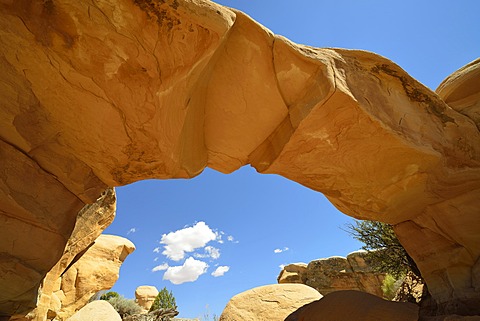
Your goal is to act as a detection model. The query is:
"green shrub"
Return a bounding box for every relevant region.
[100,291,120,301]
[381,273,403,300]
[149,287,177,312]
[107,295,142,317]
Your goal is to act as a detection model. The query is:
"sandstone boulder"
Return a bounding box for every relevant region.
[219,284,321,321]
[278,251,385,297]
[285,290,418,321]
[1,0,480,317]
[65,300,121,321]
[135,286,159,312]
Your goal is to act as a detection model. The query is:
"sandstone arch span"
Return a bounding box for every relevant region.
[0,0,479,317]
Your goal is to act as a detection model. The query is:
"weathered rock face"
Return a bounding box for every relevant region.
[219,284,321,321]
[54,234,135,320]
[284,290,419,321]
[27,188,118,321]
[135,286,159,312]
[278,251,386,297]
[65,300,121,321]
[1,0,479,317]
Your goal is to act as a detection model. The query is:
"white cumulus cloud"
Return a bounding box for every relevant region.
[127,227,137,235]
[211,266,230,277]
[160,222,217,261]
[163,257,208,284]
[152,263,169,272]
[274,247,289,254]
[153,247,161,253]
[194,246,221,260]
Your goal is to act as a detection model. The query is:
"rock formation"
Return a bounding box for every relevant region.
[284,290,419,321]
[0,0,479,317]
[54,234,135,320]
[65,300,121,321]
[219,284,321,321]
[278,251,386,297]
[135,286,159,312]
[27,188,117,321]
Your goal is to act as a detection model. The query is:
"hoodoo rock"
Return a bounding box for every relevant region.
[0,0,479,318]
[135,286,159,312]
[278,251,386,297]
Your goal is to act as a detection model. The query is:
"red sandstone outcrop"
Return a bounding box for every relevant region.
[0,0,479,317]
[278,251,386,297]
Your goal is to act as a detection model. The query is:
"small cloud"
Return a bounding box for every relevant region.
[194,246,221,260]
[227,235,238,243]
[154,257,159,262]
[274,247,289,254]
[163,257,208,284]
[211,266,230,277]
[161,222,217,261]
[279,264,286,269]
[153,247,161,253]
[152,263,169,272]
[127,228,137,235]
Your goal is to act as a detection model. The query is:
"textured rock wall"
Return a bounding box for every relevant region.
[0,0,479,317]
[278,251,385,297]
[28,188,117,321]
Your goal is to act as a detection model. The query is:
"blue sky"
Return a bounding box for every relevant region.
[103,1,480,318]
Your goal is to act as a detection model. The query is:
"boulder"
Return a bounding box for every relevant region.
[278,251,385,297]
[65,300,121,321]
[135,286,159,312]
[1,0,479,317]
[285,290,418,321]
[219,284,321,321]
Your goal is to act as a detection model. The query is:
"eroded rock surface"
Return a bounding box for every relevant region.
[54,234,135,320]
[278,251,386,297]
[0,0,479,317]
[219,284,321,321]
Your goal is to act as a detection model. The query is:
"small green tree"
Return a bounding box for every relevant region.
[149,287,177,312]
[100,291,120,301]
[344,220,421,278]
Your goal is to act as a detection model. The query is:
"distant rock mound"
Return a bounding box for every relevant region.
[278,251,385,297]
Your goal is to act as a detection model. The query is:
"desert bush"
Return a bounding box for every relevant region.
[381,273,403,300]
[108,295,142,318]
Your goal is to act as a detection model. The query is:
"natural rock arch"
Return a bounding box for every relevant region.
[0,0,479,317]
